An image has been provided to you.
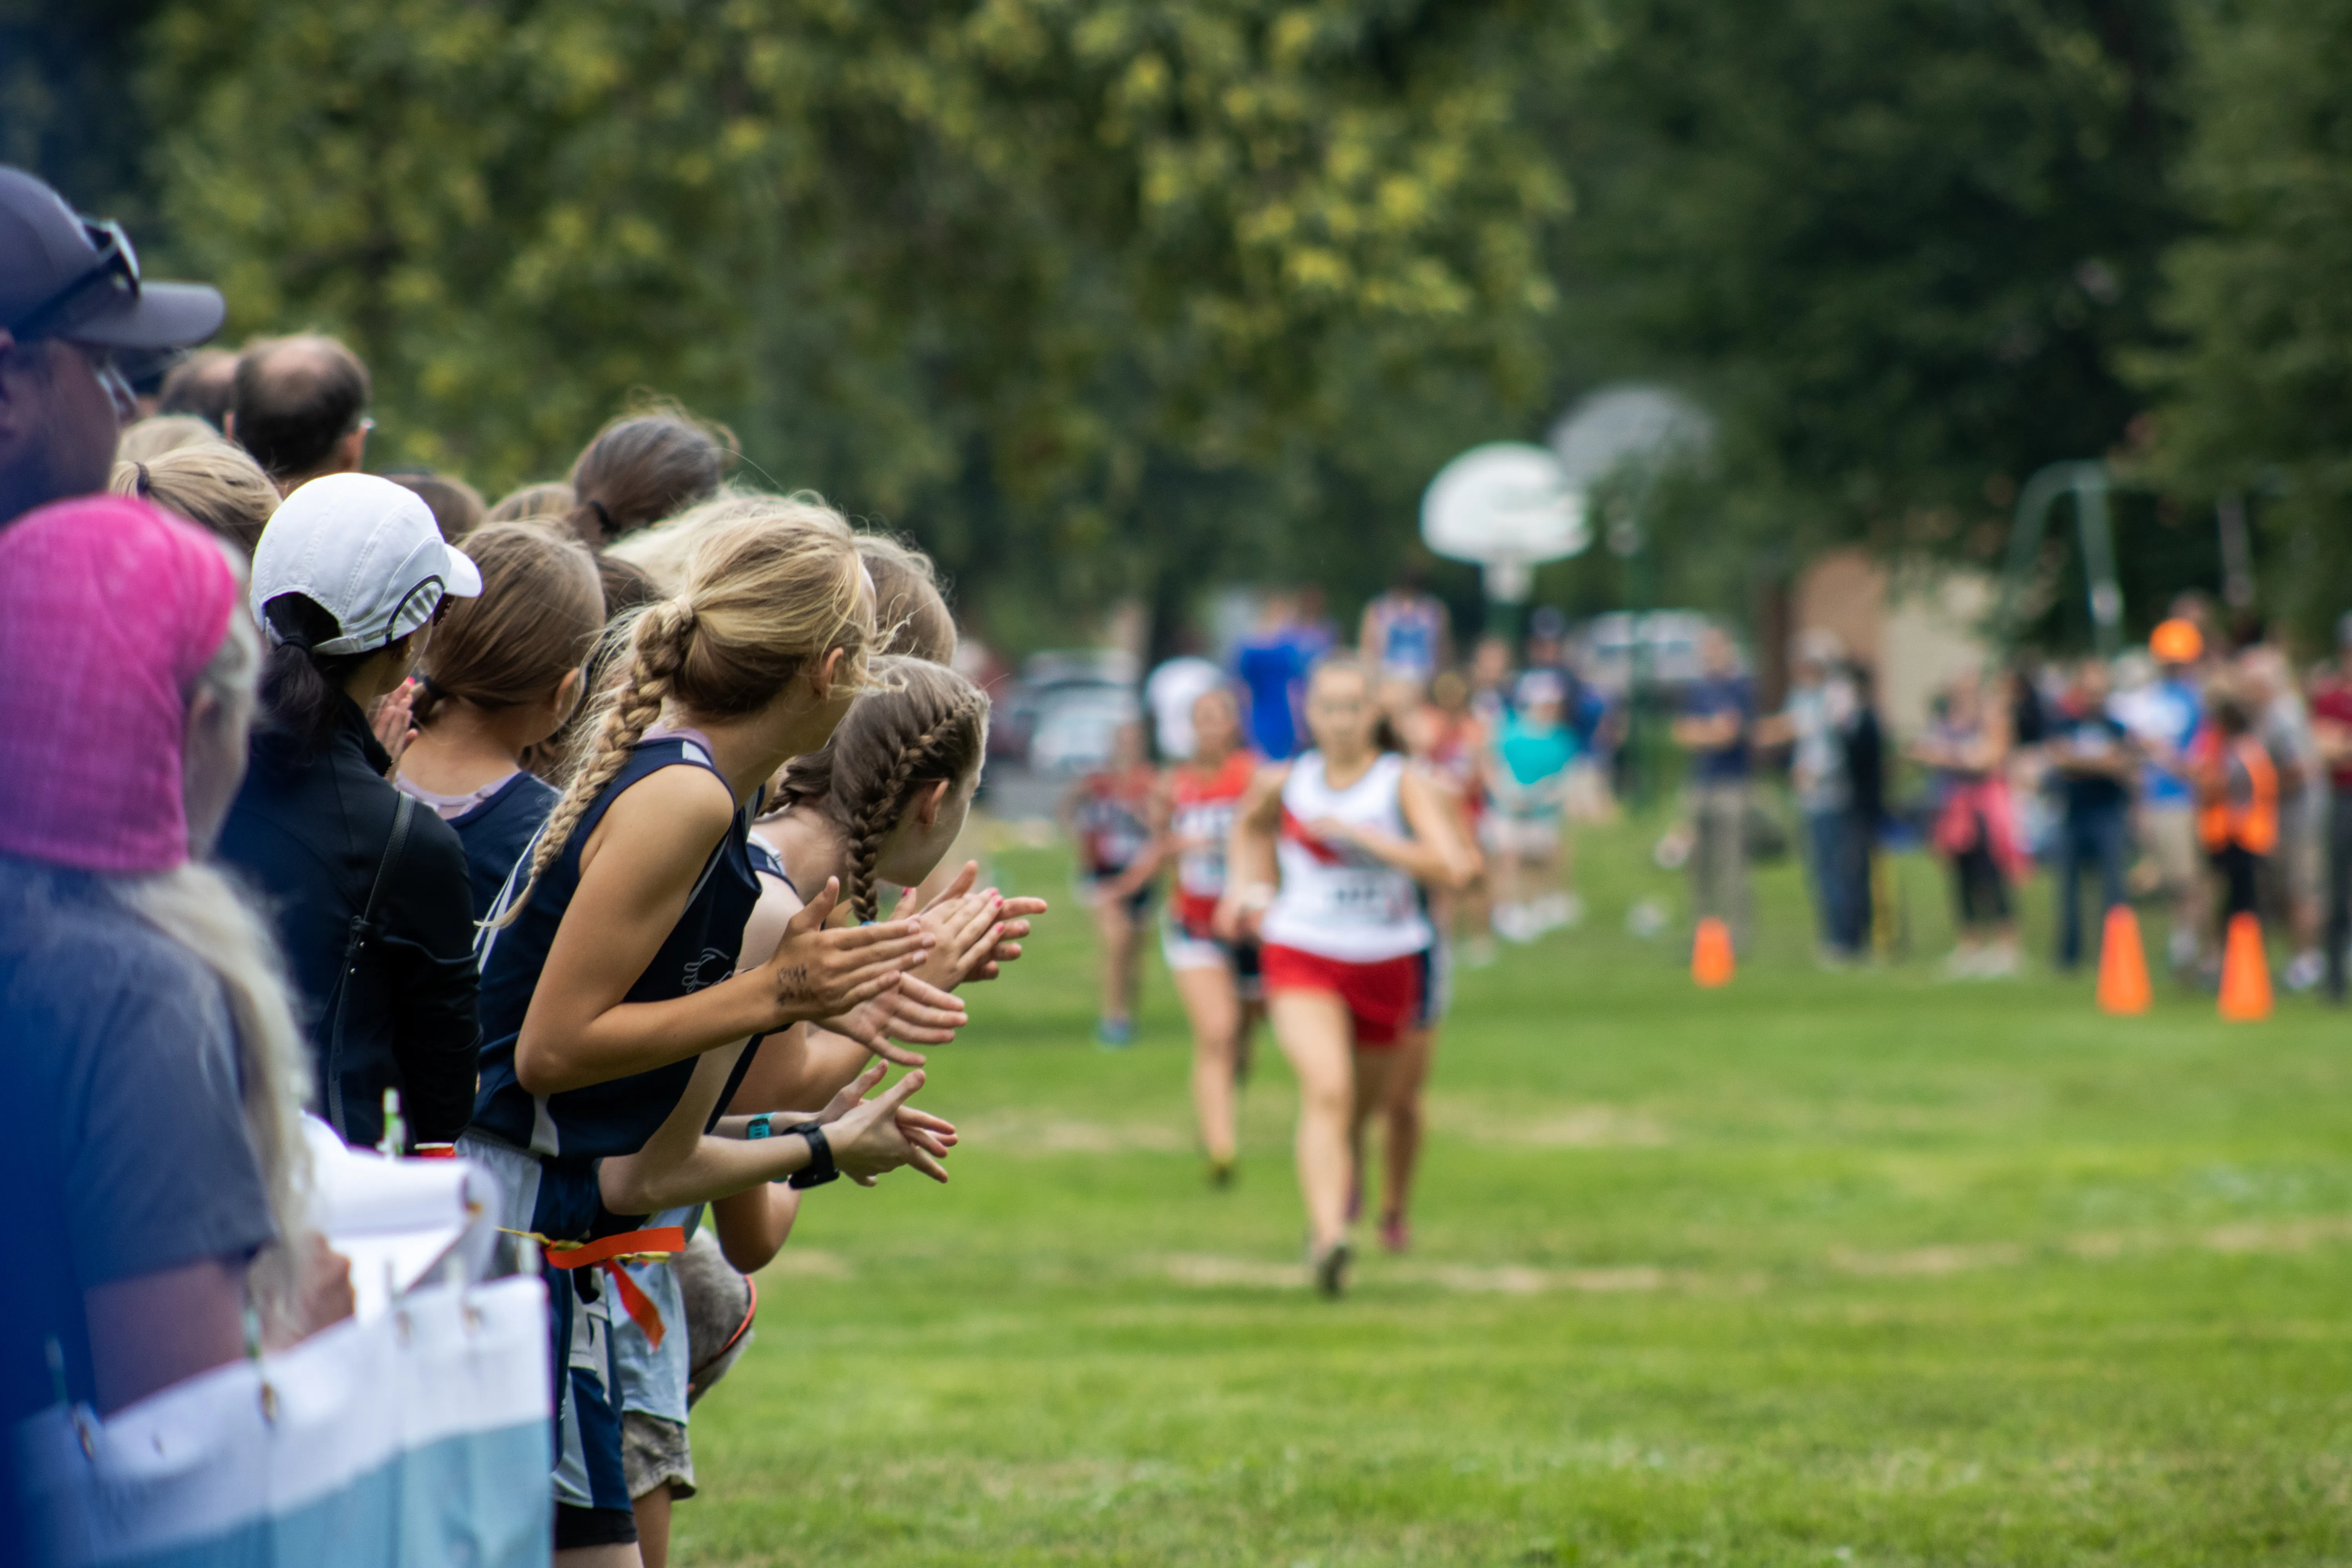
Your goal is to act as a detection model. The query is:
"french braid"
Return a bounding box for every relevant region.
[845,719,956,923]
[776,655,990,922]
[495,599,697,924]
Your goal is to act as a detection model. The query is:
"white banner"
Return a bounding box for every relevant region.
[15,1274,551,1568]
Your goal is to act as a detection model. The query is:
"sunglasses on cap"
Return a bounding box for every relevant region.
[9,215,140,343]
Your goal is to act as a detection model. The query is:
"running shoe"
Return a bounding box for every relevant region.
[1312,1240,1353,1299]
[1377,1212,1410,1254]
[1095,1017,1134,1049]
[1207,1157,1236,1189]
[2285,951,2325,993]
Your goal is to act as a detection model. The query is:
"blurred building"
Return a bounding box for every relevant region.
[1793,548,1993,735]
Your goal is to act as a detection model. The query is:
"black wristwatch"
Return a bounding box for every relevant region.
[784,1120,839,1189]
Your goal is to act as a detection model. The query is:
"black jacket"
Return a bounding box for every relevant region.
[218,694,479,1148]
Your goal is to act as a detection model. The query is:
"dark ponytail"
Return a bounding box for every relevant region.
[258,593,372,754]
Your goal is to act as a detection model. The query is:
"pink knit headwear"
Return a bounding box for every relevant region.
[0,495,241,873]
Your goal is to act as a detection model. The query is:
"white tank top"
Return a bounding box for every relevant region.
[1261,751,1433,962]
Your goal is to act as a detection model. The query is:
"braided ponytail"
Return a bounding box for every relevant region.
[497,602,695,924]
[496,498,870,923]
[777,656,991,923]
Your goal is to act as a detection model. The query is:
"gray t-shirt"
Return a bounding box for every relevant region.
[1785,680,1854,812]
[0,863,277,1427]
[2261,694,2318,813]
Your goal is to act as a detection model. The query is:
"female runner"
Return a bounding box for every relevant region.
[1158,685,1263,1185]
[1221,654,1479,1296]
[463,505,948,1564]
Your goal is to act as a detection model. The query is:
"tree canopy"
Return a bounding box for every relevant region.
[17,0,2352,643]
[1546,0,2181,601]
[138,0,1575,642]
[2137,0,2352,635]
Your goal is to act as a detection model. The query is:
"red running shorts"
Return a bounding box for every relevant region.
[1259,943,1425,1047]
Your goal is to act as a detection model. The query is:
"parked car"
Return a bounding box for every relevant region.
[1577,610,1717,695]
[1015,649,1141,775]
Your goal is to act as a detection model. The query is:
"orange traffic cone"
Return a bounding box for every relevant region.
[1691,916,1735,988]
[2218,912,2272,1022]
[2095,905,2151,1016]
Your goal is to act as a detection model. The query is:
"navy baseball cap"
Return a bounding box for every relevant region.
[0,167,224,350]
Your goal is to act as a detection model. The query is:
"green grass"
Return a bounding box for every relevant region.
[674,812,2352,1566]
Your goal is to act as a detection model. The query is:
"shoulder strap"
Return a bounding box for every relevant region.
[364,793,419,929]
[324,793,418,1140]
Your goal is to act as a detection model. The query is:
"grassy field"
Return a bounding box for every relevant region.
[676,811,2352,1567]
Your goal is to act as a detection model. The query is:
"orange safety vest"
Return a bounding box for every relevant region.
[2197,734,2278,854]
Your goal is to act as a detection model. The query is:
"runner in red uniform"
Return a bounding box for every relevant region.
[1156,686,1263,1185]
[1221,655,1479,1296]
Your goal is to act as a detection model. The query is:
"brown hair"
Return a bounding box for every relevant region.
[412,523,603,731]
[771,656,989,922]
[111,441,278,554]
[858,534,956,662]
[526,552,663,785]
[566,405,735,546]
[503,499,873,920]
[486,480,576,523]
[156,348,238,429]
[386,471,487,542]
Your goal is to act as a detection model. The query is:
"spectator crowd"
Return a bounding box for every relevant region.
[0,165,1046,1567]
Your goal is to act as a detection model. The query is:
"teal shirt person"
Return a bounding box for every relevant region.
[1498,710,1577,792]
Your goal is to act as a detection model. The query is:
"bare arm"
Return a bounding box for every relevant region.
[515,767,932,1095]
[1213,764,1288,940]
[1671,711,1741,750]
[600,877,962,1212]
[729,1024,886,1114]
[711,1185,801,1274]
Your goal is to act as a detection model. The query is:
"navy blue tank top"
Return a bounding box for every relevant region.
[471,736,762,1169]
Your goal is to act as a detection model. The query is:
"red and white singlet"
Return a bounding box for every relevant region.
[1262,751,1433,963]
[1169,749,1257,938]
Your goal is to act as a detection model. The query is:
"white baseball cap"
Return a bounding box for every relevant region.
[251,473,481,655]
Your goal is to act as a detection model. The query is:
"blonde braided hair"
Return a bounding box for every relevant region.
[772,656,990,922]
[501,501,872,922]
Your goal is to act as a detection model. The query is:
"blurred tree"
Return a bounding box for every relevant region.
[2138,0,2352,641]
[0,0,162,223]
[1546,0,2183,610]
[142,0,1578,648]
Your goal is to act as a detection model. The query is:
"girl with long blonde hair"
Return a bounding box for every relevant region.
[461,501,946,1563]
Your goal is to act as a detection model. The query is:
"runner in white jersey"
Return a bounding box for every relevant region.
[1221,654,1479,1297]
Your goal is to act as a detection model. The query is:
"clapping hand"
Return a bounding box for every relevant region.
[755,878,934,1029]
[820,1063,957,1186]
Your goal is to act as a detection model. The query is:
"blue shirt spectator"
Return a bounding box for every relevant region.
[2120,673,2201,806]
[1681,673,1755,782]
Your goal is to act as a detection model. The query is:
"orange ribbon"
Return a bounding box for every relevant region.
[510,1226,688,1350]
[535,1227,687,1270]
